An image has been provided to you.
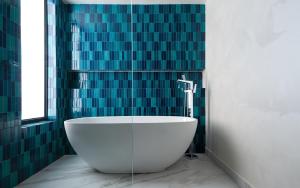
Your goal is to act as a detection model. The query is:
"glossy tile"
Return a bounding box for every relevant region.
[66,4,205,71]
[0,1,69,187]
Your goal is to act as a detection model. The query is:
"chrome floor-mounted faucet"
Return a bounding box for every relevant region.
[177,74,198,159]
[177,75,197,118]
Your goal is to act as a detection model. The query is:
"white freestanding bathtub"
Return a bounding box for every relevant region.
[64,116,197,173]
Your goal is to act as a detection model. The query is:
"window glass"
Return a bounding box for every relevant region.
[21,0,45,120]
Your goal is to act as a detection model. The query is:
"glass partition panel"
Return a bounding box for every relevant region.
[66,3,134,185]
[62,1,205,186]
[131,0,206,185]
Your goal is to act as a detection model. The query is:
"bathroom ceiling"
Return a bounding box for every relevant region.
[63,0,205,4]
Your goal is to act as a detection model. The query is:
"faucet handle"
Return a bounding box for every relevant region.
[193,84,197,93]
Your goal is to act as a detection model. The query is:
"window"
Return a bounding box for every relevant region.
[21,0,47,121]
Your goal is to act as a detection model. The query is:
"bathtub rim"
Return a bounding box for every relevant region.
[64,116,197,126]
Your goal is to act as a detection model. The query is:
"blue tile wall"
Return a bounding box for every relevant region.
[69,72,133,117]
[67,4,205,71]
[66,4,206,153]
[51,0,75,155]
[132,5,205,70]
[1,3,206,187]
[0,0,21,130]
[0,0,69,187]
[132,72,204,119]
[132,72,205,152]
[48,0,72,154]
[66,5,132,71]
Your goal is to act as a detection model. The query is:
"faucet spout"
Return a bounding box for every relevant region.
[177,79,194,89]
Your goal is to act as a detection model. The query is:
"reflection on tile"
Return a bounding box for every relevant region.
[16,155,238,188]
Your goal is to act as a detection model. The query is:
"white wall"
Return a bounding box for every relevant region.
[206,0,300,188]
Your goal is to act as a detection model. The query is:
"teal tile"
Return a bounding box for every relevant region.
[2,160,11,177]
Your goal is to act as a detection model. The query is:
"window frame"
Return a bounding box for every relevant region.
[21,0,48,124]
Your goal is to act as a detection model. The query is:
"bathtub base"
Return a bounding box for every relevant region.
[97,168,167,174]
[64,116,197,173]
